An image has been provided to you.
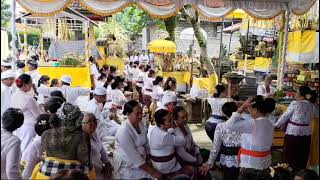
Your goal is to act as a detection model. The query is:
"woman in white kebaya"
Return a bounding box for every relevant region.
[37,75,51,106]
[149,109,195,179]
[151,76,164,107]
[11,74,42,159]
[110,76,127,112]
[1,108,24,180]
[114,100,162,179]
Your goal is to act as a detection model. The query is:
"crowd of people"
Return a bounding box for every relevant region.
[1,53,319,180]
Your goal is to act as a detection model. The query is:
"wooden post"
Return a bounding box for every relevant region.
[11,0,17,69]
[277,12,285,89]
[279,9,290,90]
[40,29,44,62]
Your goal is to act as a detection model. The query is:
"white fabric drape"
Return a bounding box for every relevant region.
[17,0,316,19]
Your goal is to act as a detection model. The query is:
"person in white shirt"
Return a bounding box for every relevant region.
[114,100,162,179]
[151,76,164,107]
[1,108,24,180]
[142,70,155,109]
[1,59,12,73]
[1,70,16,118]
[16,60,25,78]
[134,52,140,63]
[205,84,228,141]
[226,96,276,177]
[257,74,276,97]
[274,86,318,172]
[110,76,127,112]
[139,50,149,65]
[149,109,195,179]
[37,75,51,106]
[200,102,241,180]
[82,113,113,179]
[59,75,91,106]
[89,56,100,89]
[26,59,41,86]
[22,114,52,179]
[86,87,120,138]
[96,72,107,88]
[11,74,43,160]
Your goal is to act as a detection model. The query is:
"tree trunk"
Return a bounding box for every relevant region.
[164,16,177,42]
[181,7,215,76]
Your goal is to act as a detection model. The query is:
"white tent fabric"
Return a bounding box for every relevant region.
[17,0,317,19]
[180,28,208,41]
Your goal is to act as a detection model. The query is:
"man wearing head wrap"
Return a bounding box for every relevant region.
[59,75,91,106]
[38,103,92,178]
[86,87,120,138]
[1,58,12,73]
[1,70,16,118]
[25,58,41,86]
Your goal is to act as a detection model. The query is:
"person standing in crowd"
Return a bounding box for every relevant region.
[205,84,228,141]
[35,103,92,179]
[152,76,164,107]
[163,77,177,95]
[60,75,91,106]
[50,78,61,88]
[257,74,276,97]
[149,109,195,179]
[16,60,25,78]
[1,58,12,73]
[226,96,276,178]
[11,74,42,160]
[104,75,114,101]
[26,57,41,86]
[22,114,52,179]
[1,70,16,117]
[142,69,156,109]
[89,56,100,89]
[114,100,162,179]
[37,75,51,106]
[139,50,149,65]
[82,113,113,179]
[1,108,24,180]
[274,86,318,172]
[86,87,120,138]
[200,102,241,180]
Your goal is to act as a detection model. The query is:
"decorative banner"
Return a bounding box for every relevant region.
[17,0,72,16]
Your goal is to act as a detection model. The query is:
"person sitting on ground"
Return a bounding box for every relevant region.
[82,113,113,179]
[1,108,24,180]
[49,90,66,102]
[109,66,117,77]
[50,169,89,180]
[34,103,92,179]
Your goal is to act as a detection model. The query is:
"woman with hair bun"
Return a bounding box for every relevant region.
[205,84,228,141]
[152,76,164,107]
[275,86,319,171]
[11,74,42,160]
[226,96,276,177]
[114,100,162,179]
[37,75,51,106]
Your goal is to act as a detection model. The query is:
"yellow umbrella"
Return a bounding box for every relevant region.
[148,39,176,53]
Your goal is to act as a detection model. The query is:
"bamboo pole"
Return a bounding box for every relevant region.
[11,0,17,70]
[277,12,286,89]
[40,29,44,62]
[279,9,290,90]
[23,18,28,56]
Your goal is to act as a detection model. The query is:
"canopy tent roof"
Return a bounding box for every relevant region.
[17,0,317,20]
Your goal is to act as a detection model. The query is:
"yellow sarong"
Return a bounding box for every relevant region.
[31,157,96,180]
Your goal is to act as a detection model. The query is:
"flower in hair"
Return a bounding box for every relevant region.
[306,94,311,100]
[15,79,22,86]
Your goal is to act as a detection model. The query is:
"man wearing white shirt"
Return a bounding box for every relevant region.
[89,56,100,89]
[139,50,149,65]
[257,75,276,97]
[1,59,12,73]
[25,59,41,86]
[1,70,16,118]
[134,52,140,62]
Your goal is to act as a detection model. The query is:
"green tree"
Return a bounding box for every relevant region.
[1,0,11,27]
[164,16,178,42]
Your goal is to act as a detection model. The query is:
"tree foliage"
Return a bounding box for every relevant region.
[164,16,178,42]
[1,0,11,27]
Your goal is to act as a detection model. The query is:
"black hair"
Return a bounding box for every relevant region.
[153,76,163,85]
[30,54,39,62]
[134,61,139,65]
[295,169,318,180]
[34,114,51,136]
[50,79,59,87]
[102,64,109,71]
[104,75,114,89]
[38,75,50,87]
[98,72,107,81]
[251,95,276,114]
[154,109,170,127]
[2,108,24,132]
[50,169,89,180]
[88,56,95,62]
[298,86,318,103]
[27,60,38,69]
[111,76,125,90]
[222,102,238,118]
[16,60,25,69]
[50,90,65,101]
[16,74,32,88]
[148,70,155,77]
[172,106,186,120]
[110,66,117,73]
[123,100,140,115]
[213,84,226,98]
[129,62,133,66]
[163,77,177,91]
[44,96,65,114]
[272,167,293,180]
[62,81,70,86]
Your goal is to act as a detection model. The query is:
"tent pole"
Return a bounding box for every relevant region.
[279,8,290,90]
[218,18,225,82]
[228,15,234,56]
[11,0,17,70]
[277,13,285,89]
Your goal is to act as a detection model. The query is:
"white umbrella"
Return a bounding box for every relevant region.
[180,27,207,41]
